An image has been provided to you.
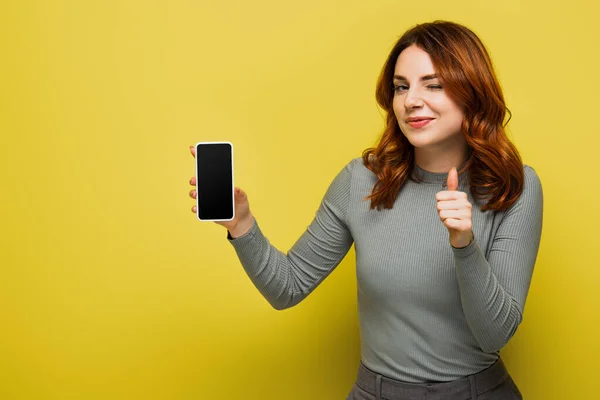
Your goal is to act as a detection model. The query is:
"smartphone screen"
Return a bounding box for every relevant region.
[195,142,234,221]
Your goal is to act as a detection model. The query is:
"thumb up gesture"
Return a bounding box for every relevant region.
[435,167,474,249]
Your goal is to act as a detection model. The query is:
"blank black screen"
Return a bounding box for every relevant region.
[196,143,234,220]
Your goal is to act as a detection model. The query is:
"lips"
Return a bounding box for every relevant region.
[406,118,434,129]
[406,117,435,123]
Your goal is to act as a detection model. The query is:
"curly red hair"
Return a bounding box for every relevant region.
[363,21,524,212]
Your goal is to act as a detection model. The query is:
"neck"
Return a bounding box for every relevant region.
[413,140,470,173]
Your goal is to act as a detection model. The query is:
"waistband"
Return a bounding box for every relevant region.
[356,358,509,400]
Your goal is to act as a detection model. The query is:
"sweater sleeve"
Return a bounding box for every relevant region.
[451,165,543,352]
[226,161,355,310]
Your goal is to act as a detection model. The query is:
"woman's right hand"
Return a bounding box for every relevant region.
[189,145,255,238]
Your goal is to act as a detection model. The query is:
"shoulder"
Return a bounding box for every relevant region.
[336,157,367,178]
[348,156,364,168]
[327,157,374,192]
[347,156,376,175]
[503,164,543,216]
[325,158,360,193]
[346,156,378,183]
[522,164,543,200]
[523,164,540,181]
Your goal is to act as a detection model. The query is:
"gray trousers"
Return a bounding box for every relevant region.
[346,358,523,400]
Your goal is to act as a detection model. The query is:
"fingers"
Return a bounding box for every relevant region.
[441,217,462,230]
[189,145,197,185]
[435,190,467,201]
[439,211,472,229]
[234,187,248,203]
[189,146,197,214]
[446,167,459,191]
[436,199,471,211]
[438,209,470,221]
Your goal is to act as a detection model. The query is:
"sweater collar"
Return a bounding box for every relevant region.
[411,160,470,185]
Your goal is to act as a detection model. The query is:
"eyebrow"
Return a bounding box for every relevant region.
[393,74,438,82]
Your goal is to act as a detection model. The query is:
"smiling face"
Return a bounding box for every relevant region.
[392,45,467,170]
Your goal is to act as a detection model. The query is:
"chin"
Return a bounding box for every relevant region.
[402,129,435,144]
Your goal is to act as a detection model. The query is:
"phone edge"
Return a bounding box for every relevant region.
[194,141,235,222]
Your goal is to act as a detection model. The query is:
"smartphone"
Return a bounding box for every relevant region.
[195,142,235,221]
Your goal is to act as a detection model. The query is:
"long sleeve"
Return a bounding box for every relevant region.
[452,165,544,352]
[227,161,355,310]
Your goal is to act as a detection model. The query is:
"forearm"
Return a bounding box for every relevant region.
[229,216,353,310]
[452,237,522,352]
[229,220,303,310]
[227,160,354,310]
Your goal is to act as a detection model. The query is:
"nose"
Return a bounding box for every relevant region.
[404,87,424,110]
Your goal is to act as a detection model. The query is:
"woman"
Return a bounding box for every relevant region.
[188,20,542,400]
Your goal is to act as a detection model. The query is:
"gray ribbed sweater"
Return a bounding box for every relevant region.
[228,157,543,382]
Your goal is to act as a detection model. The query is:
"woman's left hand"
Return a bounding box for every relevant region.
[435,167,474,249]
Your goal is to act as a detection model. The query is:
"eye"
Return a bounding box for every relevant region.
[393,84,408,93]
[428,85,443,90]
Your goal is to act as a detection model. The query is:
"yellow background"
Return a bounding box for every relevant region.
[1,0,598,399]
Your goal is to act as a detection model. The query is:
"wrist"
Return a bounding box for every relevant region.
[453,231,474,249]
[228,215,255,238]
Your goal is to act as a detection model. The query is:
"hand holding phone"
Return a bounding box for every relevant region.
[188,144,254,237]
